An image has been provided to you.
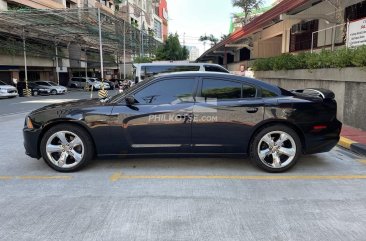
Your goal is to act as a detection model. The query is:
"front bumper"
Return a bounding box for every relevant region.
[0,92,18,98]
[23,127,42,159]
[301,119,342,154]
[57,89,67,94]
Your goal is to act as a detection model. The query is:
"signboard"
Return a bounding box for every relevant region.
[347,17,366,48]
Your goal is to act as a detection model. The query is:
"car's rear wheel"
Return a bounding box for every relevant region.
[250,125,301,172]
[40,124,94,172]
[51,89,57,95]
[33,90,38,96]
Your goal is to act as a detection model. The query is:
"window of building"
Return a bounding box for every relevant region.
[345,0,366,21]
[154,19,162,39]
[290,20,319,52]
[134,78,196,105]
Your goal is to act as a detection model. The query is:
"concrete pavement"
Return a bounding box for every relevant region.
[1,96,366,240]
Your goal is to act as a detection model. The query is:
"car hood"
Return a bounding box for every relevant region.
[30,98,103,116]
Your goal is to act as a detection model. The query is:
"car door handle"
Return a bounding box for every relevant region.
[246,107,259,113]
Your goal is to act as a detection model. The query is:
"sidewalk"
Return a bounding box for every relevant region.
[339,125,366,156]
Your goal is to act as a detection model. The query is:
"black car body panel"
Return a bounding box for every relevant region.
[23,72,342,159]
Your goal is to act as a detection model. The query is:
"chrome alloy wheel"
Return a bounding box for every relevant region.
[257,131,296,169]
[45,131,84,168]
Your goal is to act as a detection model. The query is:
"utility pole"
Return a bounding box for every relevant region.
[97,8,104,84]
[183,32,186,47]
[55,41,60,85]
[123,20,126,79]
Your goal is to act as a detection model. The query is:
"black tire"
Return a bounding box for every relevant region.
[33,90,38,96]
[51,89,57,95]
[40,124,94,172]
[249,125,302,173]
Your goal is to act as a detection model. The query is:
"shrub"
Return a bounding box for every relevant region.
[252,45,366,71]
[352,45,366,67]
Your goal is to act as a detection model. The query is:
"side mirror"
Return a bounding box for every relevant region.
[125,95,135,105]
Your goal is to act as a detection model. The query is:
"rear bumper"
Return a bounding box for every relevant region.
[301,119,342,154]
[23,128,42,159]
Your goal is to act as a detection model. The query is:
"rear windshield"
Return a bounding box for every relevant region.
[142,65,200,79]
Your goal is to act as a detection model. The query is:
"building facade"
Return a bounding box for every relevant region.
[186,46,200,62]
[198,0,366,73]
[0,0,166,85]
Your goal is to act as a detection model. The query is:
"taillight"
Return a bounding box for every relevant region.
[312,125,327,132]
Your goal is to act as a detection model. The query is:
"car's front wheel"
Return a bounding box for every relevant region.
[40,124,94,172]
[51,89,57,95]
[250,125,301,172]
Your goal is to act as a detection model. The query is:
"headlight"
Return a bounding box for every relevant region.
[0,88,6,93]
[26,117,34,129]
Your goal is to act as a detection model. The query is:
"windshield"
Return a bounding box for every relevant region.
[107,76,155,103]
[0,80,7,85]
[89,79,96,82]
[47,82,58,86]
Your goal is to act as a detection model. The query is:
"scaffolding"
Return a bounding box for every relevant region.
[0,7,161,91]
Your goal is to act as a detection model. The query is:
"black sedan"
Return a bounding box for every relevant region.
[23,72,342,172]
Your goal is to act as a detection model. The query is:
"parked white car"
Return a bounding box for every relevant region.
[68,77,110,90]
[34,81,68,95]
[0,80,18,98]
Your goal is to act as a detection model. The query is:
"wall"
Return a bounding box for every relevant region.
[0,54,53,67]
[253,68,366,130]
[252,37,282,58]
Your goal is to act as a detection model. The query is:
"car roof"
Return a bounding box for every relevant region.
[133,63,225,67]
[152,71,283,95]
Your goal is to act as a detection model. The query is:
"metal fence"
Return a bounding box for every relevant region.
[311,23,347,52]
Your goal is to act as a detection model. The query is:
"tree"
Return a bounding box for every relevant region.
[199,34,219,47]
[232,0,263,24]
[155,33,189,61]
[221,34,229,41]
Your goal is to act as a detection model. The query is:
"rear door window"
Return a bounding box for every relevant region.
[201,79,256,100]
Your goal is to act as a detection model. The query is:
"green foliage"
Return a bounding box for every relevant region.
[155,33,189,61]
[352,45,366,67]
[199,34,219,46]
[252,46,366,71]
[134,56,153,63]
[232,0,264,22]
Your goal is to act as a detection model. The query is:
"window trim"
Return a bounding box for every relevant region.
[126,77,199,106]
[198,77,258,101]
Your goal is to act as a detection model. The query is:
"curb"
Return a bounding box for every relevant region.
[338,136,366,156]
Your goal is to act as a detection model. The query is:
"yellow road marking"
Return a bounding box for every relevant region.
[109,172,366,182]
[0,176,13,180]
[358,160,366,164]
[17,176,72,180]
[338,137,356,149]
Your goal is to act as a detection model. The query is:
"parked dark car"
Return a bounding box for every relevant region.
[23,72,342,172]
[17,81,51,96]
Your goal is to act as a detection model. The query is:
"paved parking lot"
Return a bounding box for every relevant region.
[1,94,366,240]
